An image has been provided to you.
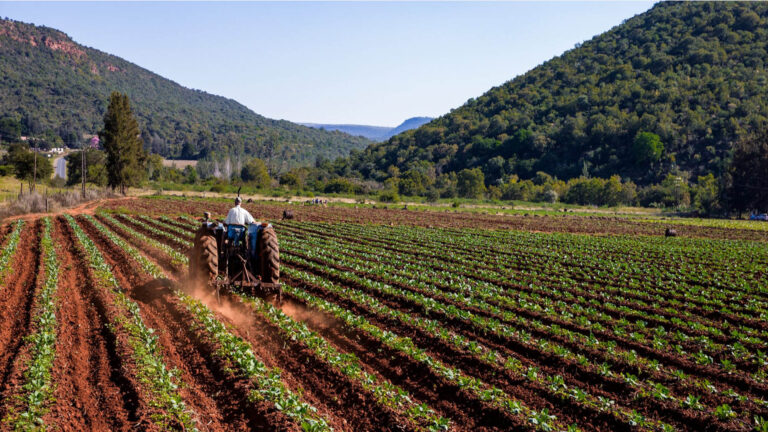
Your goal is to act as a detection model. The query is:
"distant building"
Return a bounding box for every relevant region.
[50,147,65,154]
[89,136,100,149]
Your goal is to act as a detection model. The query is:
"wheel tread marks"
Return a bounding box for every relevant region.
[259,227,280,284]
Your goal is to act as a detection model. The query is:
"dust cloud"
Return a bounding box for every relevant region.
[279,298,336,331]
[177,276,337,334]
[179,276,254,329]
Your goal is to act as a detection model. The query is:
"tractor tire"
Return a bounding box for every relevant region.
[192,225,218,285]
[259,226,280,284]
[199,234,219,282]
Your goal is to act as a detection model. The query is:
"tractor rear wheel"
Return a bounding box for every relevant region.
[199,234,218,282]
[191,226,218,284]
[259,226,279,284]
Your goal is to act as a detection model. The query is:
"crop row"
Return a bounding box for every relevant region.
[290,222,768,330]
[113,215,456,431]
[2,219,60,429]
[279,225,765,376]
[146,216,669,431]
[66,215,199,430]
[280,222,768,372]
[131,215,580,431]
[305,221,767,311]
[120,214,455,430]
[280,236,750,397]
[0,220,24,285]
[99,214,188,266]
[234,292,451,431]
[147,215,768,429]
[85,215,332,431]
[273,231,765,427]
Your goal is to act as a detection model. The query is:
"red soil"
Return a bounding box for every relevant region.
[42,217,141,430]
[76,215,299,432]
[0,222,41,420]
[102,214,421,432]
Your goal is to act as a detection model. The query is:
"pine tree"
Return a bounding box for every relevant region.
[100,92,146,194]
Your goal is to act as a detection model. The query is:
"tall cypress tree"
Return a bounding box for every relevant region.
[100,92,145,194]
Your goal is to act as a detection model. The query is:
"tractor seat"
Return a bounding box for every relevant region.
[227,225,247,246]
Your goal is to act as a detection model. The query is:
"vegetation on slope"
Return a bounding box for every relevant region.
[0,18,372,169]
[334,2,768,191]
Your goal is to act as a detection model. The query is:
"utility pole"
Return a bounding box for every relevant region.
[82,141,86,198]
[32,140,37,193]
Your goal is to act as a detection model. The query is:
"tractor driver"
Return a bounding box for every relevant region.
[224,196,256,226]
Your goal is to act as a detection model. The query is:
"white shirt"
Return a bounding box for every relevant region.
[224,205,255,226]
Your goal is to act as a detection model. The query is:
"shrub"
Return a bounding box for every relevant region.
[378,190,400,203]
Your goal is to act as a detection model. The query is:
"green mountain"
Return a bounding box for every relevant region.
[0,18,372,170]
[341,2,768,186]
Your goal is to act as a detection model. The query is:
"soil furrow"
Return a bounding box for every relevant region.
[103,214,432,431]
[76,216,296,432]
[133,217,541,431]
[42,216,141,431]
[0,222,41,416]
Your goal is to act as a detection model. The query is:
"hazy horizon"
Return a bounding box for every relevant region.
[0,1,655,126]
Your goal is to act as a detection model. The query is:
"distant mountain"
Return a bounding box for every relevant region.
[300,123,392,141]
[387,117,433,139]
[302,117,433,141]
[340,2,768,186]
[0,19,372,171]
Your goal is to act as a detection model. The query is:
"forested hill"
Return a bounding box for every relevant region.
[341,2,768,186]
[0,19,372,170]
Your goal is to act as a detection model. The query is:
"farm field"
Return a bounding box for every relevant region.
[0,197,767,431]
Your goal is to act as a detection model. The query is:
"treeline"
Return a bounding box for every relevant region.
[272,162,724,215]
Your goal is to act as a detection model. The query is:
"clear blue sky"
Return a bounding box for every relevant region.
[0,1,655,126]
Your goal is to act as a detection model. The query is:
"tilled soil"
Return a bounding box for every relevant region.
[101,214,420,432]
[0,222,41,420]
[76,215,298,432]
[2,204,765,431]
[42,217,141,431]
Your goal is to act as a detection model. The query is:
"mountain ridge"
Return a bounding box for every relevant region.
[0,18,372,171]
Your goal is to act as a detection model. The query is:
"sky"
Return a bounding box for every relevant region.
[0,1,655,127]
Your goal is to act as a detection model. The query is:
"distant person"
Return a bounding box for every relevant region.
[225,196,255,226]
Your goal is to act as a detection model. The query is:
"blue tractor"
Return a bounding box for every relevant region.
[190,212,281,304]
